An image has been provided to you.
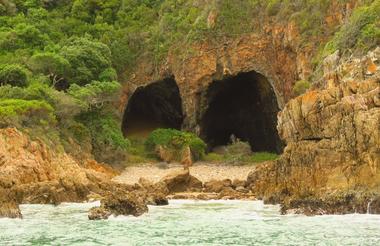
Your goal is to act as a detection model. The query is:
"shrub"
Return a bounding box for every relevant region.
[145,128,207,161]
[99,68,117,81]
[0,98,55,127]
[203,153,224,162]
[292,80,311,96]
[322,1,380,56]
[68,80,121,110]
[225,140,252,156]
[0,64,28,87]
[77,111,130,163]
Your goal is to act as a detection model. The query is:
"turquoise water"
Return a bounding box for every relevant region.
[0,200,379,245]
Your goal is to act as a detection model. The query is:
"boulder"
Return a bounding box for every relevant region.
[88,190,148,220]
[232,179,247,188]
[188,176,203,191]
[146,193,169,206]
[160,169,203,193]
[204,179,232,193]
[218,187,241,200]
[88,207,111,220]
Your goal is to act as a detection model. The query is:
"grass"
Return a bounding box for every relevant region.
[203,151,279,165]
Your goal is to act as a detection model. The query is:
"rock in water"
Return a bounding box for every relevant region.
[0,201,22,219]
[88,207,111,220]
[0,189,22,219]
[88,190,148,220]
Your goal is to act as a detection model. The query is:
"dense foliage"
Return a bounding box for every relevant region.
[0,0,377,164]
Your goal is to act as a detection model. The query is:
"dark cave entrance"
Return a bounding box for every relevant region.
[201,71,282,153]
[122,77,183,138]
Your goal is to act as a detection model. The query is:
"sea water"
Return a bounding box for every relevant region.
[0,200,379,245]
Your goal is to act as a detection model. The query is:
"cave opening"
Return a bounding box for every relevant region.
[122,77,183,138]
[201,71,282,153]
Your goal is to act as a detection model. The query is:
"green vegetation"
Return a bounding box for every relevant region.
[293,80,311,96]
[0,98,55,127]
[203,151,279,165]
[145,128,207,161]
[321,1,380,57]
[0,64,28,87]
[203,141,278,165]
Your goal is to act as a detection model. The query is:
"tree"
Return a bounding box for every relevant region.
[0,64,28,87]
[60,37,113,85]
[29,52,70,88]
[67,80,120,110]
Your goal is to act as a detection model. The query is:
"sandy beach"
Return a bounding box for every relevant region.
[113,162,256,184]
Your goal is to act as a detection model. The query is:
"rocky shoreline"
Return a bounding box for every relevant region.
[2,163,379,219]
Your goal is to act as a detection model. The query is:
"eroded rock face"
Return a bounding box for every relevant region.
[0,128,117,218]
[247,49,380,215]
[120,1,361,134]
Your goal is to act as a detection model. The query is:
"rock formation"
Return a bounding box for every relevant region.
[0,128,117,218]
[119,1,360,135]
[247,48,380,214]
[88,190,148,220]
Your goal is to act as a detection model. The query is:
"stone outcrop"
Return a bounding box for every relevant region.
[0,128,117,218]
[247,48,380,214]
[88,190,148,220]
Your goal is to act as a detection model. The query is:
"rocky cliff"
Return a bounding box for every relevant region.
[247,48,380,215]
[0,128,117,218]
[120,0,363,132]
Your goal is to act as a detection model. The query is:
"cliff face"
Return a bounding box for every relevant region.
[120,1,360,133]
[247,48,380,214]
[0,128,117,218]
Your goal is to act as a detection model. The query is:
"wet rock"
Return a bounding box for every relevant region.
[147,193,169,206]
[88,190,148,220]
[0,189,22,219]
[88,207,111,220]
[280,191,380,216]
[196,193,218,200]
